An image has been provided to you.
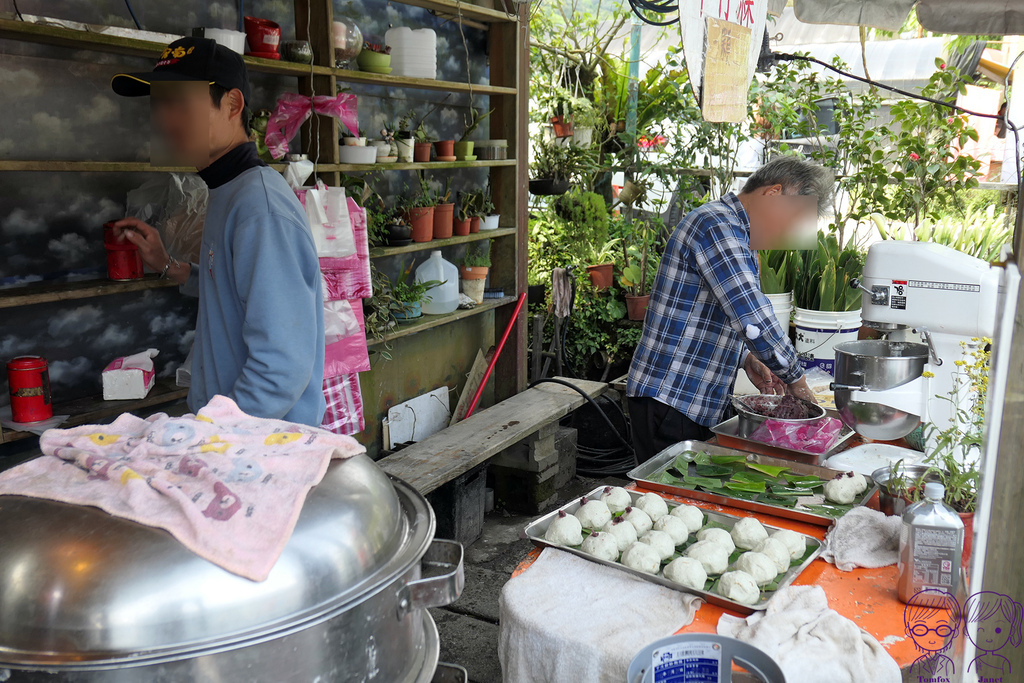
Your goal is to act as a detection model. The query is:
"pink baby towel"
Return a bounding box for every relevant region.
[0,395,365,581]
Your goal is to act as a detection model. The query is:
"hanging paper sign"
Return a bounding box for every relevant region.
[679,0,767,121]
[701,17,753,122]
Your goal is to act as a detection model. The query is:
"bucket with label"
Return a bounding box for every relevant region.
[793,307,861,374]
[764,292,793,337]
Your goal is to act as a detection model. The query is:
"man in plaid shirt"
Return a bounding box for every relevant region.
[627,157,833,462]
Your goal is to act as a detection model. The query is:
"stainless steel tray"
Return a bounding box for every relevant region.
[627,440,878,526]
[711,413,856,463]
[523,487,823,614]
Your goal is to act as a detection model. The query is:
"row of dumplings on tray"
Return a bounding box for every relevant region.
[543,487,808,605]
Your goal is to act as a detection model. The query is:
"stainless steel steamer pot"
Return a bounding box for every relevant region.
[0,454,463,683]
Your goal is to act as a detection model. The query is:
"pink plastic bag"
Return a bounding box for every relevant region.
[319,199,371,301]
[748,417,843,454]
[321,373,364,435]
[323,301,370,377]
[264,93,358,160]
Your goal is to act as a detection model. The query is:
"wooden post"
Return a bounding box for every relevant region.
[490,2,529,401]
[294,0,341,185]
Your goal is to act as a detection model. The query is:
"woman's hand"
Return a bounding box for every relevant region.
[110,218,169,272]
[743,354,785,395]
[786,376,818,404]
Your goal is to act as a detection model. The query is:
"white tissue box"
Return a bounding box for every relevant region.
[102,349,159,400]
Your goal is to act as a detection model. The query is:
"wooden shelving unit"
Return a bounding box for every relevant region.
[369,227,516,258]
[367,295,517,347]
[0,380,189,444]
[0,0,528,451]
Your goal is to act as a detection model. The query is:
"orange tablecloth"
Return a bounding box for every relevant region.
[513,487,922,671]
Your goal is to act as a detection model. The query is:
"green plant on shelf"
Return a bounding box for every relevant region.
[460,107,493,142]
[414,122,434,144]
[457,190,480,221]
[391,262,443,314]
[478,184,496,216]
[462,244,492,268]
[364,263,398,362]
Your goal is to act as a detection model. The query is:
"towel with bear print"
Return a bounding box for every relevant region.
[0,395,365,581]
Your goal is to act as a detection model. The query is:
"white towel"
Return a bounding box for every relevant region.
[498,548,702,683]
[821,506,902,571]
[717,585,901,683]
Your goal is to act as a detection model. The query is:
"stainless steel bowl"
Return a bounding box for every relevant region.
[731,394,826,438]
[871,463,945,517]
[833,340,929,440]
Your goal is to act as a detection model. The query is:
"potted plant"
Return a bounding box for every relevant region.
[479,185,499,231]
[619,219,658,321]
[759,249,799,333]
[413,123,433,163]
[356,39,391,72]
[549,94,573,138]
[460,245,491,304]
[453,198,472,237]
[342,127,367,146]
[454,107,492,161]
[395,113,415,162]
[431,177,454,239]
[403,178,435,243]
[391,263,442,321]
[364,263,398,361]
[583,238,620,291]
[529,141,572,196]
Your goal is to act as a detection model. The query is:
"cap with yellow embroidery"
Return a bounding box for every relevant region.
[111,36,251,105]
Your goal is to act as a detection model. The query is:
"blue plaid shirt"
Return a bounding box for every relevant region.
[627,193,802,426]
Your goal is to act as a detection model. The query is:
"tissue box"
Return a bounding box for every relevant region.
[102,349,158,400]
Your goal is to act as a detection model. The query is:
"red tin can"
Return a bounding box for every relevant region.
[7,356,53,423]
[104,221,144,281]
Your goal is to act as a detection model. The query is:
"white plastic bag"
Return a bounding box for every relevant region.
[126,174,208,263]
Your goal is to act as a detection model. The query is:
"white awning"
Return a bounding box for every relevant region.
[792,0,1024,35]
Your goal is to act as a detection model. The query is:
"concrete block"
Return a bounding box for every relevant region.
[428,464,487,546]
[489,422,559,472]
[552,426,578,490]
[490,462,559,514]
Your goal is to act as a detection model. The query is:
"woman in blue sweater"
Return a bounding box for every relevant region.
[109,37,326,426]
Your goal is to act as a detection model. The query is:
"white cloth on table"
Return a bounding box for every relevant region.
[498,548,702,683]
[820,505,902,571]
[717,585,901,683]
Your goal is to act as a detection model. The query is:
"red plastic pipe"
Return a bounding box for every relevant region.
[464,293,527,419]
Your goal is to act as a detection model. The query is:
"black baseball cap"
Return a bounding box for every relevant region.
[111,37,251,105]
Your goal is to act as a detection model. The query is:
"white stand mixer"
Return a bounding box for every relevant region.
[832,241,1001,452]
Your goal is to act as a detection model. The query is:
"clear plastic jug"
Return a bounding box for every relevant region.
[415,250,458,315]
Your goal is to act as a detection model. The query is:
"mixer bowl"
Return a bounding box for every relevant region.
[833,340,929,440]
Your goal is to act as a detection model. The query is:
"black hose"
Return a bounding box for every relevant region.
[528,378,638,476]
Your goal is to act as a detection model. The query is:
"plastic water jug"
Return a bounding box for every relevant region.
[897,482,964,606]
[415,251,458,315]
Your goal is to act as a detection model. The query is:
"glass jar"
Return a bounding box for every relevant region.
[332,18,363,69]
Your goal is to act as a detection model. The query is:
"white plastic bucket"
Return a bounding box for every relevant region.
[793,307,861,374]
[765,292,793,337]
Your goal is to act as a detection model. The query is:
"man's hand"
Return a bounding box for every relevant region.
[110,218,169,272]
[743,354,785,395]
[786,376,818,404]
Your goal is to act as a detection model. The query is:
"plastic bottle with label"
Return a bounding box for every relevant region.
[415,251,458,315]
[897,482,964,606]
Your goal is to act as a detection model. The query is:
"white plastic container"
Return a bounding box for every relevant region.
[764,292,793,338]
[898,483,964,606]
[385,27,437,79]
[481,215,500,231]
[415,251,458,315]
[793,307,861,375]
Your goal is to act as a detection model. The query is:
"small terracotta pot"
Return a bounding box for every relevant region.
[453,217,471,236]
[404,206,435,243]
[460,265,489,280]
[960,511,973,568]
[432,203,454,239]
[414,142,432,163]
[469,216,481,234]
[586,263,614,290]
[434,139,455,158]
[626,294,650,321]
[550,115,573,138]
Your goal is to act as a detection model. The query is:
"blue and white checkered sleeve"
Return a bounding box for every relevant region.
[690,213,803,384]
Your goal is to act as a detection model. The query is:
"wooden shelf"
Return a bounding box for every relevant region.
[1,380,189,444]
[370,227,516,258]
[332,159,516,172]
[0,159,513,173]
[0,275,179,310]
[396,0,517,23]
[368,294,517,347]
[332,68,515,95]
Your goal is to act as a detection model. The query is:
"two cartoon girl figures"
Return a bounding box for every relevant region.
[905,588,1024,679]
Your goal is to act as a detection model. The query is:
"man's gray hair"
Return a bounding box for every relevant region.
[741,156,835,217]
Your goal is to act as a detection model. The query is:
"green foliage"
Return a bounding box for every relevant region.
[793,233,864,312]
[758,250,798,295]
[462,245,491,268]
[392,262,442,306]
[460,107,493,142]
[553,188,609,241]
[618,216,663,296]
[876,204,1011,262]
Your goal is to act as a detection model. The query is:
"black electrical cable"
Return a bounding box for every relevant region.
[626,0,679,26]
[528,378,639,476]
[123,0,143,30]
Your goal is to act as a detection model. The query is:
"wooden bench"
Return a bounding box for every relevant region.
[377,376,608,495]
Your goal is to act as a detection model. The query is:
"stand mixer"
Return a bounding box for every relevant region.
[831,241,1001,450]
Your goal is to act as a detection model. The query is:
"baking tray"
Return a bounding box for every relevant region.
[523,487,823,614]
[711,412,856,464]
[628,440,878,526]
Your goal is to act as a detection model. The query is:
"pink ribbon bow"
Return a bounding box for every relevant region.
[264,92,358,160]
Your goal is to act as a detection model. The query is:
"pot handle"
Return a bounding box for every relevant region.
[397,538,465,618]
[432,663,468,683]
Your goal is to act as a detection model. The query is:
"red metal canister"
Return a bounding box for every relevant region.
[104,221,144,281]
[7,356,53,423]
